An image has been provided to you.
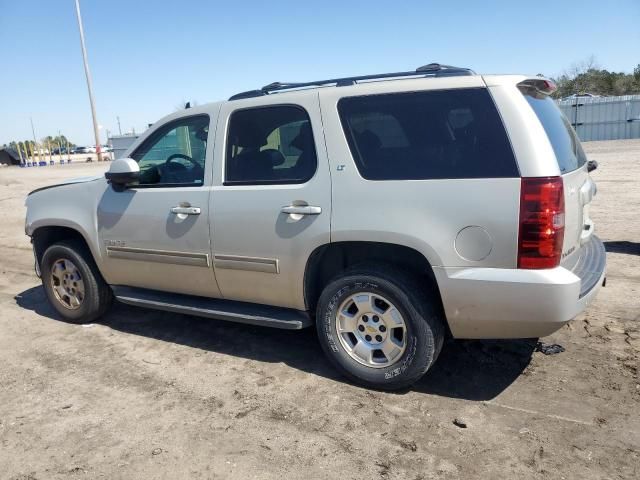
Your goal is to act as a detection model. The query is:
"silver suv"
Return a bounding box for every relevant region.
[25,63,606,390]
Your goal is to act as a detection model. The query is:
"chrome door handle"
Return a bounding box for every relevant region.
[281,205,322,215]
[170,206,201,215]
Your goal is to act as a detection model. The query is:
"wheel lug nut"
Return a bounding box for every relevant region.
[375,335,382,342]
[373,315,379,323]
[362,315,368,322]
[358,325,365,332]
[379,325,386,332]
[365,335,372,342]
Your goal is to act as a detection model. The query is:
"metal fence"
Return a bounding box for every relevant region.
[557,95,640,142]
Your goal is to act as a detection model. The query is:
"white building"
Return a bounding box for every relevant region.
[108,133,139,159]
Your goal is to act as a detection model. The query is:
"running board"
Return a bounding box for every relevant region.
[112,286,312,330]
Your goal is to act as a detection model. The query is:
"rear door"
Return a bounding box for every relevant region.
[210,93,331,310]
[520,88,596,266]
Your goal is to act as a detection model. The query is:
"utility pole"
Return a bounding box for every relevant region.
[58,130,64,163]
[74,0,102,161]
[117,116,122,135]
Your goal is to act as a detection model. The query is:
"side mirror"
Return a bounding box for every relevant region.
[587,159,598,173]
[105,158,140,191]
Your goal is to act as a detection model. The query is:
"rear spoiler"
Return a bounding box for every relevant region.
[517,78,557,96]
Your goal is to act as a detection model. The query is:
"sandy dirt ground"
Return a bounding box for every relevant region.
[0,141,638,480]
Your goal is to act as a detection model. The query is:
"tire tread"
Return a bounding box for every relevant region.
[316,263,445,390]
[41,240,112,323]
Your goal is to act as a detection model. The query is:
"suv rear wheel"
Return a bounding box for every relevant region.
[316,266,444,390]
[41,241,113,324]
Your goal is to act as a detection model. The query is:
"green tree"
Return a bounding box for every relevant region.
[551,56,640,98]
[54,134,74,147]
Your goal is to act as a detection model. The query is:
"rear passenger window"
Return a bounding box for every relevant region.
[225,105,317,184]
[520,88,587,173]
[338,89,518,180]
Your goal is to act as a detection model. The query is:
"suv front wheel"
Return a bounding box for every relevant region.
[41,240,113,324]
[316,266,444,390]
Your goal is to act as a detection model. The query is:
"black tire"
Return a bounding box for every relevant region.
[41,240,113,324]
[315,265,444,390]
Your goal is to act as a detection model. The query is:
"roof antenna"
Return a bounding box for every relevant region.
[185,101,191,109]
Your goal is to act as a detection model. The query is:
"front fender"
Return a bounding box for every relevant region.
[26,179,108,273]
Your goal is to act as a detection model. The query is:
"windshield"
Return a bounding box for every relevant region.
[520,87,587,173]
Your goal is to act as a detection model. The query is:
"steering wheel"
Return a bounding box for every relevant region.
[165,153,200,168]
[158,153,203,183]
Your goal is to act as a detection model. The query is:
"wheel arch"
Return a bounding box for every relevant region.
[31,225,102,275]
[304,241,446,322]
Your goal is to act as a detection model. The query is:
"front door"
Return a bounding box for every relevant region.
[210,94,331,310]
[98,113,221,298]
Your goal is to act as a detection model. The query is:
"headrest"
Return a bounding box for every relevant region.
[290,123,312,151]
[356,129,382,150]
[260,149,286,167]
[232,121,268,148]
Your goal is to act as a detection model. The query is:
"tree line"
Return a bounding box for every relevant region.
[550,57,640,99]
[3,135,76,155]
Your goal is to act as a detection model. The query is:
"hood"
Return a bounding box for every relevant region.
[27,174,103,196]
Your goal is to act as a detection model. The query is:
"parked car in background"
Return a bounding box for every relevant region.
[24,63,606,390]
[51,147,71,155]
[73,146,95,154]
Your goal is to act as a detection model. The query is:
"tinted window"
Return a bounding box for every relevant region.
[225,106,317,184]
[338,89,518,180]
[132,115,209,186]
[520,88,587,173]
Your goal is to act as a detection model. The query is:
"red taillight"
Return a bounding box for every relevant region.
[518,177,565,269]
[541,79,557,94]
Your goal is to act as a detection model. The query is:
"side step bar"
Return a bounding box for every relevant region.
[112,286,312,330]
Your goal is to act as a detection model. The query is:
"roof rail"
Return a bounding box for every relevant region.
[228,63,475,100]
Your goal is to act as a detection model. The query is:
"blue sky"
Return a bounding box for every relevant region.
[1,0,638,146]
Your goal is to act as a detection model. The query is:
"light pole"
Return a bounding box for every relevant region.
[30,117,39,164]
[74,0,102,161]
[58,129,64,163]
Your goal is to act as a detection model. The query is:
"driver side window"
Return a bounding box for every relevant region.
[131,115,209,186]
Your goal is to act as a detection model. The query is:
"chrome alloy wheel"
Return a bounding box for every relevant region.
[50,258,85,310]
[335,292,407,368]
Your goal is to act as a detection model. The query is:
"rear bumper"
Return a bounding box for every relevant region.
[435,235,606,339]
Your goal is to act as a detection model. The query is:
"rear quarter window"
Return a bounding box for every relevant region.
[520,88,587,173]
[337,88,518,180]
